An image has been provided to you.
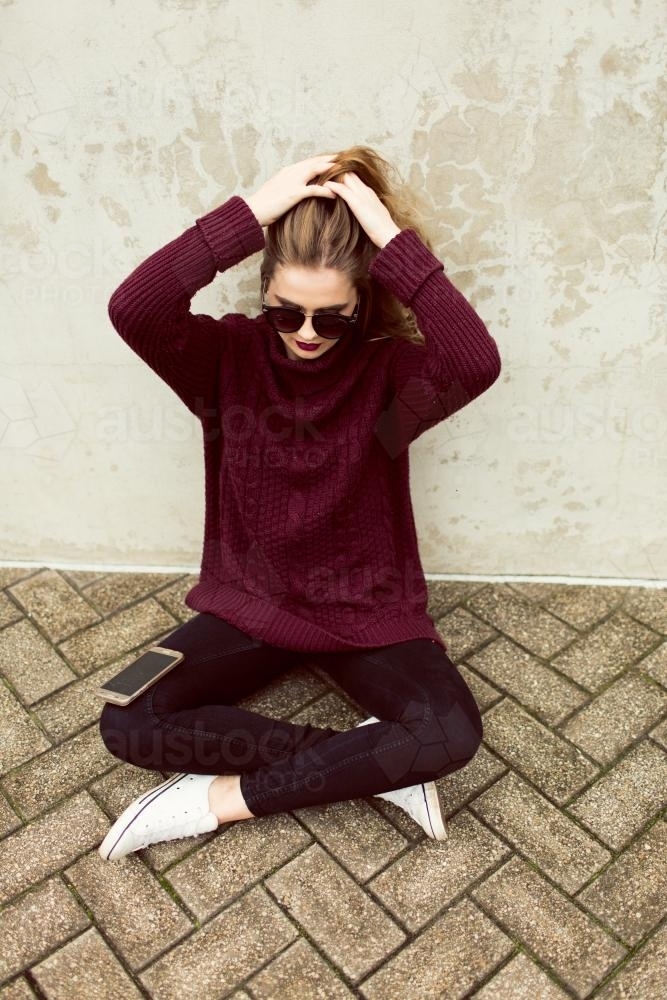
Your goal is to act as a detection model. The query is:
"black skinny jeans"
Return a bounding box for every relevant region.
[98,612,483,818]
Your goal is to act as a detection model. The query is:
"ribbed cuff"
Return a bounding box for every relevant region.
[368,228,448,305]
[195,195,266,272]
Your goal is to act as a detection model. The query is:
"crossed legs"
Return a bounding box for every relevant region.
[98,613,483,820]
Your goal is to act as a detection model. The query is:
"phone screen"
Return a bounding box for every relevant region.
[101,649,181,697]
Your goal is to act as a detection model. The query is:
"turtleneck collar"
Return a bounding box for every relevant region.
[262,313,371,393]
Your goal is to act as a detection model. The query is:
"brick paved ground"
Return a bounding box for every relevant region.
[0,567,666,999]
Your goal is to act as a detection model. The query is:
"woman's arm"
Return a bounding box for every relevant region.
[108,150,338,414]
[107,196,265,415]
[368,228,502,457]
[321,171,501,456]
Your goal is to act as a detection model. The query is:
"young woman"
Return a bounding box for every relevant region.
[98,146,502,861]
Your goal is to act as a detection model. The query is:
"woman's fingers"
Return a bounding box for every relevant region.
[321,174,399,247]
[325,173,362,191]
[323,178,352,198]
[245,154,340,225]
[333,172,367,190]
[322,181,351,208]
[294,154,336,180]
[308,185,337,197]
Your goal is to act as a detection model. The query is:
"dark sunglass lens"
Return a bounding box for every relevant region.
[269,309,303,333]
[314,315,348,337]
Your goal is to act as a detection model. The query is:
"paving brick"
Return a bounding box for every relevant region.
[507,582,581,603]
[31,926,143,999]
[433,606,497,660]
[57,599,178,675]
[83,572,183,615]
[466,636,588,726]
[34,643,158,742]
[458,660,502,712]
[473,950,571,999]
[481,697,598,802]
[649,714,667,749]
[621,587,667,634]
[0,791,21,839]
[577,818,667,945]
[0,591,22,629]
[0,682,52,776]
[0,793,109,903]
[248,937,355,999]
[8,570,100,644]
[304,658,334,686]
[167,812,311,920]
[0,619,76,704]
[594,920,667,1000]
[560,671,667,764]
[638,640,667,688]
[0,978,38,998]
[369,809,510,932]
[289,689,360,730]
[139,886,297,1000]
[59,570,109,589]
[466,584,576,658]
[432,742,507,816]
[0,568,37,589]
[0,877,88,983]
[471,772,610,894]
[293,796,408,881]
[152,574,200,622]
[550,612,658,691]
[237,665,330,720]
[361,897,513,999]
[66,851,192,970]
[470,856,626,997]
[266,843,405,982]
[567,741,667,849]
[510,582,626,631]
[2,724,114,820]
[427,580,487,621]
[89,761,166,820]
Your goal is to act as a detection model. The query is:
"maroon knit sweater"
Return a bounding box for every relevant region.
[108,195,502,653]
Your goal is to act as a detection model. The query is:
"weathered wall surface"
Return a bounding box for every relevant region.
[2,0,665,580]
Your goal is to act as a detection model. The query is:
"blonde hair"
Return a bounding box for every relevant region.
[259,145,434,344]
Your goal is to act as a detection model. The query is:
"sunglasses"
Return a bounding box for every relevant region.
[261,278,361,340]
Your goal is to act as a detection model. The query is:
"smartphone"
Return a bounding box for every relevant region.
[95,646,185,706]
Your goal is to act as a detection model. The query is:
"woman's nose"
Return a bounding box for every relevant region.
[298,316,319,340]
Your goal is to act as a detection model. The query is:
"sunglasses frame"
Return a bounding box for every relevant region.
[260,276,361,340]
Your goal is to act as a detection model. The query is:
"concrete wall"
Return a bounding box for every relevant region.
[2,0,665,581]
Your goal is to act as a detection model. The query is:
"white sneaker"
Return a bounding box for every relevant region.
[356,716,448,841]
[98,772,219,861]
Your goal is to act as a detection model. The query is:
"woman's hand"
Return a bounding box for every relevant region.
[242,154,339,227]
[323,173,402,248]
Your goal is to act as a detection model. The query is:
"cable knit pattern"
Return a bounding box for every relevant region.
[108,195,502,652]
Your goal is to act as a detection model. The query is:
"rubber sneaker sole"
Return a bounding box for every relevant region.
[420,781,448,840]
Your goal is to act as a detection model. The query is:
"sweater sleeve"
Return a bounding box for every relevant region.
[107,195,266,415]
[368,228,502,457]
